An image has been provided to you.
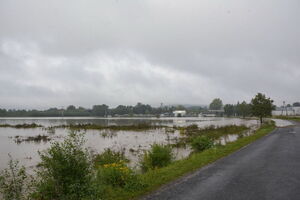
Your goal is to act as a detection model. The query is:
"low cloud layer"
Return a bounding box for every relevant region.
[0,0,299,109]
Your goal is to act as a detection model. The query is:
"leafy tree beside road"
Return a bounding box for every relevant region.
[250,93,275,123]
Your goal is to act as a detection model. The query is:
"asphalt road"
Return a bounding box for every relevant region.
[143,122,300,200]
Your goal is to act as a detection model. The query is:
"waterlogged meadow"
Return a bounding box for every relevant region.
[0,119,276,200]
[0,117,259,171]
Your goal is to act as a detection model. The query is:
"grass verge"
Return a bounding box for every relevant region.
[104,122,276,200]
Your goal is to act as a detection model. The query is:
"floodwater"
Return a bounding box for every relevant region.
[0,117,260,170]
[271,119,294,127]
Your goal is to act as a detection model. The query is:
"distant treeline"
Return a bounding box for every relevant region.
[0,103,205,117]
[223,101,252,118]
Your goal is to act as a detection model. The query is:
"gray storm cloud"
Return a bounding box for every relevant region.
[0,0,299,108]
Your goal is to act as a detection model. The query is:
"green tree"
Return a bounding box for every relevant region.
[209,98,223,110]
[224,104,235,117]
[92,104,109,117]
[237,101,251,118]
[67,105,76,111]
[33,132,95,200]
[250,93,275,123]
[293,102,300,107]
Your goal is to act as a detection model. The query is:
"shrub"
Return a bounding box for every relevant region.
[97,162,145,191]
[97,162,130,187]
[94,149,128,167]
[141,144,173,172]
[191,136,214,152]
[0,156,30,200]
[32,131,96,200]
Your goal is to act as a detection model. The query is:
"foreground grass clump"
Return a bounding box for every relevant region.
[94,150,146,193]
[97,162,146,192]
[191,136,214,152]
[141,144,173,172]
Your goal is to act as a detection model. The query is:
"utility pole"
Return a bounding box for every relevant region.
[61,106,64,118]
[281,101,288,116]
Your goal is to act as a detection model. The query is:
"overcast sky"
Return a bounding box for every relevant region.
[0,0,299,109]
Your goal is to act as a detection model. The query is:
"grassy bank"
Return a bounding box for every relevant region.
[104,122,275,200]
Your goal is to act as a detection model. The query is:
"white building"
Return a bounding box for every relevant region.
[173,110,187,117]
[272,107,300,116]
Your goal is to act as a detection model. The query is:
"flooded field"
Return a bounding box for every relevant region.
[0,117,260,170]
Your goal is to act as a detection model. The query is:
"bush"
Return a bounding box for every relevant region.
[0,156,30,200]
[191,136,214,152]
[94,149,128,167]
[32,131,96,200]
[141,144,173,172]
[96,161,145,191]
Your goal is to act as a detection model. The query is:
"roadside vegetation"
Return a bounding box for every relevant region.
[0,121,275,200]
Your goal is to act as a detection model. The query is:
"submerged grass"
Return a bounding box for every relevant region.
[0,123,166,131]
[172,125,249,148]
[52,123,167,131]
[103,122,275,200]
[0,123,43,129]
[13,135,51,144]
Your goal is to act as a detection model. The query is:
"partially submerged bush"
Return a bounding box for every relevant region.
[32,131,96,200]
[0,156,30,200]
[141,144,173,172]
[191,136,214,152]
[94,149,128,167]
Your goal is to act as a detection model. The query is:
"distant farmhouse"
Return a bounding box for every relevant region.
[173,110,187,117]
[272,106,300,116]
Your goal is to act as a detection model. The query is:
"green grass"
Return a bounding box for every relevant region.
[104,123,276,200]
